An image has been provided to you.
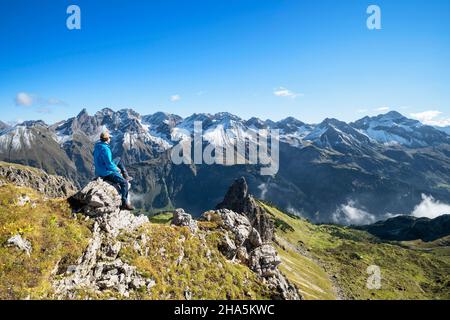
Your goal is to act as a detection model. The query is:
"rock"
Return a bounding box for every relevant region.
[98,209,149,238]
[0,162,77,198]
[249,228,263,247]
[171,208,198,234]
[16,194,31,206]
[248,244,281,277]
[53,179,151,298]
[218,233,237,260]
[68,178,122,216]
[184,287,192,300]
[207,177,302,300]
[216,177,274,242]
[236,246,249,264]
[6,234,32,256]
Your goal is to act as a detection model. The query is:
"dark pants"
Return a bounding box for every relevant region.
[114,158,129,178]
[103,173,128,205]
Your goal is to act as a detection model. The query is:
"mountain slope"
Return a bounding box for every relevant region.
[1,165,449,300]
[2,109,450,223]
[358,215,450,242]
[263,202,450,300]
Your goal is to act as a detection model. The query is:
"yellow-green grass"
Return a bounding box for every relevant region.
[0,184,91,299]
[276,241,337,300]
[148,212,173,225]
[260,202,450,300]
[118,223,271,300]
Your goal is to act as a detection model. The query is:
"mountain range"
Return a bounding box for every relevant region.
[1,108,450,224]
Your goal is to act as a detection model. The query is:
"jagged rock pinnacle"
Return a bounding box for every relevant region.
[217,177,274,242]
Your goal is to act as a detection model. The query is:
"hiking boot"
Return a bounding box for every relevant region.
[120,202,135,211]
[123,174,134,182]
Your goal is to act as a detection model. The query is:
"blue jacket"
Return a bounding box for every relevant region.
[93,141,120,177]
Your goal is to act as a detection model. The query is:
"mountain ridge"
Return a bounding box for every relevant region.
[1,108,450,224]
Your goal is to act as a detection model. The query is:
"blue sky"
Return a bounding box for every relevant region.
[1,0,450,125]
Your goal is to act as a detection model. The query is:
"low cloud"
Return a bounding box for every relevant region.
[170,94,181,102]
[411,194,450,219]
[332,201,376,226]
[273,87,302,99]
[410,110,450,127]
[257,183,269,200]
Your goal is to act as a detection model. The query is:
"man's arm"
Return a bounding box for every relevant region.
[102,146,120,174]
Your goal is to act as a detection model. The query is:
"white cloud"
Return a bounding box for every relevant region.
[15,92,67,108]
[258,183,268,199]
[332,201,376,226]
[36,107,52,114]
[273,87,302,99]
[47,98,67,106]
[411,194,450,219]
[410,110,450,127]
[170,94,181,102]
[375,107,390,112]
[15,92,34,107]
[357,108,368,113]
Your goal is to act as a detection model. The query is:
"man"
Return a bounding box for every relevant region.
[93,130,135,210]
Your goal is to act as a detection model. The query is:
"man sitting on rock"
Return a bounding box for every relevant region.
[94,130,135,211]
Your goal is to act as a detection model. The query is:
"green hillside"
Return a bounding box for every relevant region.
[261,202,450,300]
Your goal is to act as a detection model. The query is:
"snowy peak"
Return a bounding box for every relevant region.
[303,118,372,151]
[352,112,449,147]
[20,120,48,128]
[2,109,450,156]
[0,121,10,132]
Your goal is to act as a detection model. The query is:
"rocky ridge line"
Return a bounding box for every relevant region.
[0,162,77,198]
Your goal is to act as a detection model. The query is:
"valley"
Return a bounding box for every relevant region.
[1,109,450,224]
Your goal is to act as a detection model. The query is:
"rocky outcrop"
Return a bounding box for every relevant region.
[213,178,301,300]
[54,178,151,298]
[68,178,122,216]
[216,177,274,242]
[208,177,301,300]
[0,161,77,198]
[171,208,198,234]
[204,209,300,300]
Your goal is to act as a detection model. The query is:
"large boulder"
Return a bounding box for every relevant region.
[68,178,122,216]
[171,208,198,234]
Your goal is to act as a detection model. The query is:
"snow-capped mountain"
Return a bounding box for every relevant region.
[1,108,450,223]
[303,118,373,153]
[351,111,450,147]
[436,126,450,135]
[0,121,9,132]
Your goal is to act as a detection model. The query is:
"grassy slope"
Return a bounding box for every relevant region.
[0,184,91,299]
[261,202,450,300]
[0,184,270,300]
[119,221,270,300]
